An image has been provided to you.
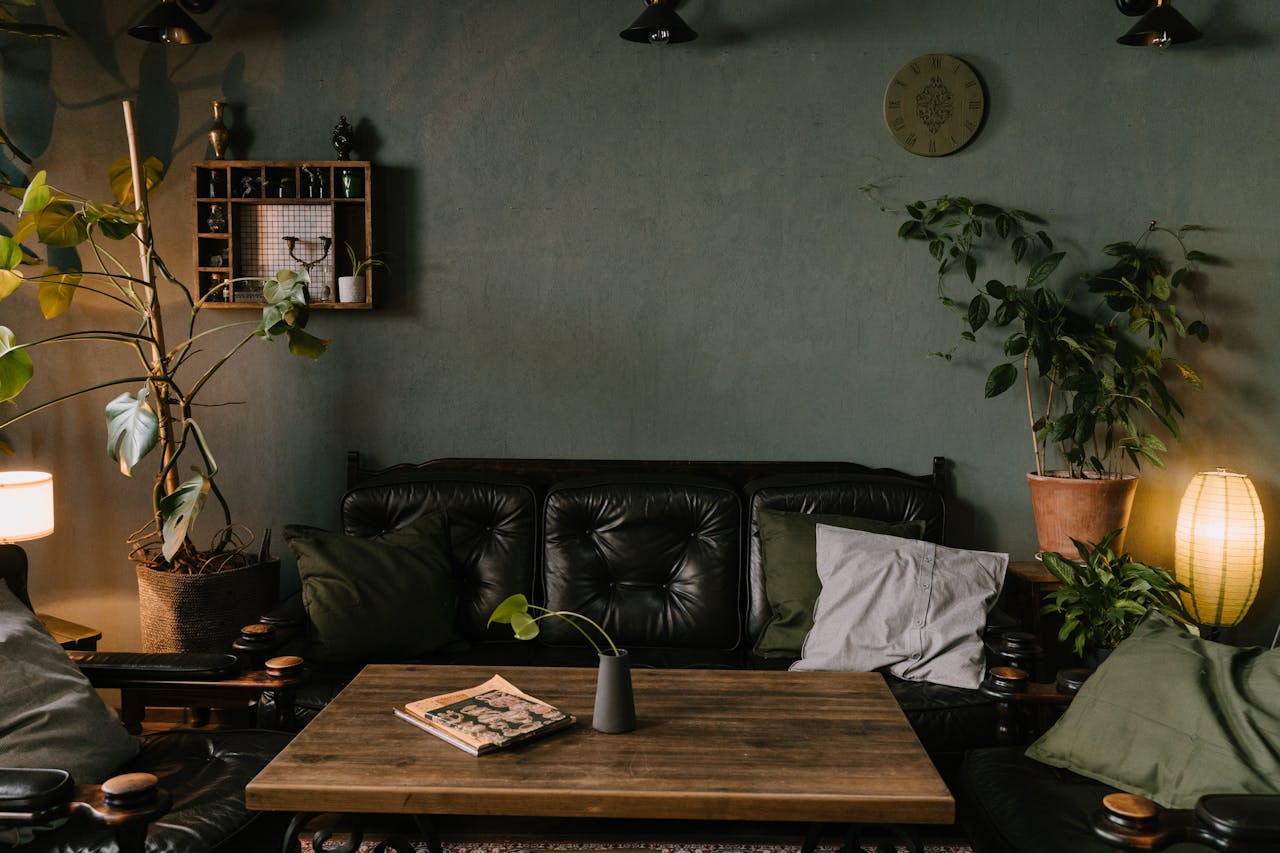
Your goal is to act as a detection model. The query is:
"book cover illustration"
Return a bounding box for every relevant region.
[396,674,574,755]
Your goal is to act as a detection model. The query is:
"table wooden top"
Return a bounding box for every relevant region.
[246,665,953,825]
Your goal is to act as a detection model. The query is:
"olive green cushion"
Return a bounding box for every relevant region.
[285,511,459,663]
[1026,611,1280,808]
[753,508,927,658]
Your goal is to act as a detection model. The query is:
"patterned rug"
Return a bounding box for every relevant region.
[300,840,972,853]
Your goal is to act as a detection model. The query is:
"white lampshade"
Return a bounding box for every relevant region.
[1174,469,1265,628]
[0,471,55,542]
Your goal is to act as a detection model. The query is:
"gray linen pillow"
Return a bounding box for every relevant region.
[790,525,1007,689]
[0,584,139,783]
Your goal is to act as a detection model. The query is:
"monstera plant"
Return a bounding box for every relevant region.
[0,103,328,579]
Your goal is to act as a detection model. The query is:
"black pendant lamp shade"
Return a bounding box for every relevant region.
[620,0,697,45]
[1117,0,1202,47]
[128,0,211,45]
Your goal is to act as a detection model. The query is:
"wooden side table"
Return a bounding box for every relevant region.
[37,612,102,650]
[1003,560,1064,677]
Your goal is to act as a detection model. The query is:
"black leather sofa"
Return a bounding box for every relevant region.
[259,453,1006,776]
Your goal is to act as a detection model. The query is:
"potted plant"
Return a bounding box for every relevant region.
[338,241,385,304]
[892,195,1211,556]
[0,101,329,651]
[489,593,634,733]
[1040,530,1192,664]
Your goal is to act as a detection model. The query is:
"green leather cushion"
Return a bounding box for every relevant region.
[0,583,139,784]
[753,508,926,658]
[1026,611,1280,808]
[285,511,460,663]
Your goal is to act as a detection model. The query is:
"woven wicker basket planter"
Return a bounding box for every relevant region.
[136,559,279,653]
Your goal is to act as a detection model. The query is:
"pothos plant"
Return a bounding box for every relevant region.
[0,106,329,574]
[1040,529,1191,657]
[488,593,621,656]
[893,195,1210,477]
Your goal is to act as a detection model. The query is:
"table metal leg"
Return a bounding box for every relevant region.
[801,822,824,853]
[413,814,443,853]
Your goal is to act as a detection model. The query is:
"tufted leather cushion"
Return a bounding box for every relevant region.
[743,474,946,646]
[541,476,741,651]
[342,473,537,641]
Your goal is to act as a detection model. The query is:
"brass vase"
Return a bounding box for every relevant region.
[208,100,228,160]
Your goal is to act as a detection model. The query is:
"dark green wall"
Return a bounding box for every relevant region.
[6,1,1278,648]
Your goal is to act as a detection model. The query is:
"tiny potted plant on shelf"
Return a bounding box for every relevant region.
[0,101,330,652]
[489,593,634,733]
[1040,529,1192,665]
[886,193,1212,557]
[338,241,385,304]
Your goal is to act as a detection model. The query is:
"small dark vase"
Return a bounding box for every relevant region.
[593,650,635,733]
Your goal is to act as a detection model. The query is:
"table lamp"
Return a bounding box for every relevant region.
[0,471,54,609]
[1174,469,1265,631]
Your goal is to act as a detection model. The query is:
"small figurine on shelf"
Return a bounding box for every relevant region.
[205,273,225,302]
[332,115,354,160]
[206,204,226,233]
[239,175,262,197]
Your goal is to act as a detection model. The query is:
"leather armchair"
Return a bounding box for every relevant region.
[960,641,1280,853]
[0,548,298,852]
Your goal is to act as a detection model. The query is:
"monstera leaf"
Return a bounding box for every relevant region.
[105,388,158,476]
[158,474,210,561]
[108,156,164,208]
[0,326,32,402]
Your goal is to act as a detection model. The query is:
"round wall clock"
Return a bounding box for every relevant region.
[883,54,987,157]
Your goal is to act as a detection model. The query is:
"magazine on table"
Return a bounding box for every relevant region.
[394,674,575,755]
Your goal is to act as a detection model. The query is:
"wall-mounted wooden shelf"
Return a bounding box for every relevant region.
[192,160,374,309]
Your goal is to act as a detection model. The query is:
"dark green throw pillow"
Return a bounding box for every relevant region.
[1026,611,1280,808]
[285,511,459,664]
[753,508,927,658]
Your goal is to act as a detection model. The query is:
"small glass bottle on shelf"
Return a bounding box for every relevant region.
[206,204,226,233]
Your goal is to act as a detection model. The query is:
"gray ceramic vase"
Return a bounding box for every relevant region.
[592,649,636,733]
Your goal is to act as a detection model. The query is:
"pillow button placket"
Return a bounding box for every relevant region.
[910,547,936,663]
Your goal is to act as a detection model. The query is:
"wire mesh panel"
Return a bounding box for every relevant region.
[232,204,335,302]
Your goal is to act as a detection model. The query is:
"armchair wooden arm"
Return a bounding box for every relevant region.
[1094,791,1280,851]
[0,768,171,853]
[68,648,308,733]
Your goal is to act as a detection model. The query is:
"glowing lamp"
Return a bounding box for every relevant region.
[0,471,54,543]
[1174,469,1264,628]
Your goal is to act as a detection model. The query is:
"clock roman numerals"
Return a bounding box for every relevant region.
[883,54,987,157]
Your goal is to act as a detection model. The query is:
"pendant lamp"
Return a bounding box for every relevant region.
[1174,469,1265,628]
[620,0,697,45]
[1116,0,1202,48]
[129,0,211,45]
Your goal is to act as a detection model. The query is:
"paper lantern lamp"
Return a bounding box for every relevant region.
[1175,469,1265,628]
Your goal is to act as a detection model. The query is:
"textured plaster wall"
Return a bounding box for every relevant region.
[3,1,1279,648]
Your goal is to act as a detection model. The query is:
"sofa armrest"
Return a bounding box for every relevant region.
[1093,791,1280,850]
[0,768,170,853]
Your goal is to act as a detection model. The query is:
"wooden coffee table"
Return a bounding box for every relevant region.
[247,665,953,851]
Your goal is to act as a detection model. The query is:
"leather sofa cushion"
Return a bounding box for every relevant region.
[541,475,741,650]
[342,473,537,641]
[961,747,1122,853]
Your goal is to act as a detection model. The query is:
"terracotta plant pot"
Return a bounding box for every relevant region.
[1027,472,1138,560]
